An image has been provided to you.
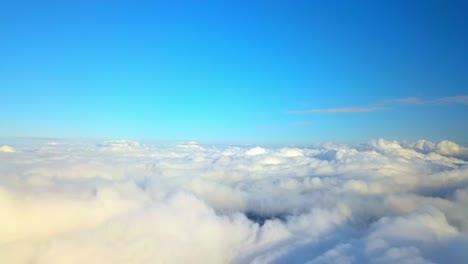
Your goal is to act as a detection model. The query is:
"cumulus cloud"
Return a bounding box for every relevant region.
[0,145,15,153]
[436,140,462,156]
[245,146,267,156]
[99,140,148,152]
[0,139,468,263]
[176,141,204,150]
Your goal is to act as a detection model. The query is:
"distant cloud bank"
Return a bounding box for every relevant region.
[0,139,468,263]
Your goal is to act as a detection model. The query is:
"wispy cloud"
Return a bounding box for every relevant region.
[394,95,468,105]
[288,106,388,114]
[435,95,468,105]
[289,95,467,115]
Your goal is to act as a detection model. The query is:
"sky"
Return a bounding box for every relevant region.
[1,0,467,144]
[1,2,468,262]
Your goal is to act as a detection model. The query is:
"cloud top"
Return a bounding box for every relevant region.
[0,145,15,153]
[0,139,467,263]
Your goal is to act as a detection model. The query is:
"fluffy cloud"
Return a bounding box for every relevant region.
[0,145,15,153]
[436,140,463,156]
[407,140,468,160]
[99,140,148,152]
[0,139,467,263]
[245,146,267,156]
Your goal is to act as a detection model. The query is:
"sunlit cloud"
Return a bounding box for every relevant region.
[1,139,467,263]
[0,145,15,153]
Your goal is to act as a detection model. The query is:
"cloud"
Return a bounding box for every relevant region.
[435,95,468,105]
[0,139,467,263]
[288,107,388,114]
[394,95,468,106]
[99,140,148,152]
[0,145,15,153]
[245,146,267,156]
[290,95,468,116]
[435,140,468,159]
[176,141,204,150]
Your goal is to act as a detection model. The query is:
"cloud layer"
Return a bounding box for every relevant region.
[0,139,467,263]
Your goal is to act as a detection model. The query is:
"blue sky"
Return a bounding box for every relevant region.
[1,0,467,144]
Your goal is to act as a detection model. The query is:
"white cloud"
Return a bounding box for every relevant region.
[245,146,267,156]
[0,145,15,153]
[436,140,462,156]
[99,140,148,153]
[278,148,304,158]
[176,141,204,150]
[0,139,467,263]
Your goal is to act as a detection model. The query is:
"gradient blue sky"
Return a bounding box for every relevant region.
[1,0,467,144]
